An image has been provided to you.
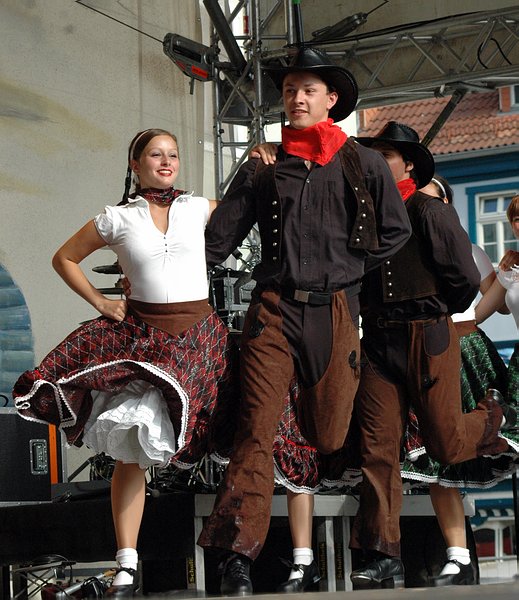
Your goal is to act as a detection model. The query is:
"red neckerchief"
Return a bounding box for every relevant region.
[397,178,417,201]
[281,118,347,166]
[136,187,185,205]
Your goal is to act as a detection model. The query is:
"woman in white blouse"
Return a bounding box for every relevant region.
[476,193,519,447]
[477,194,519,331]
[13,129,238,597]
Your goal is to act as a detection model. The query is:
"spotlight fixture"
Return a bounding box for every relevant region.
[163,33,215,83]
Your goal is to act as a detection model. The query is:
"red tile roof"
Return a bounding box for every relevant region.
[357,90,519,155]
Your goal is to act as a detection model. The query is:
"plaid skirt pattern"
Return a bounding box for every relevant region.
[272,377,323,492]
[211,375,326,493]
[14,310,239,469]
[401,328,519,488]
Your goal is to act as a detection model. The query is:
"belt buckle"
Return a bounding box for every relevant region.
[294,289,311,303]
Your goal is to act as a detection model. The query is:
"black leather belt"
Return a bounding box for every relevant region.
[281,281,361,306]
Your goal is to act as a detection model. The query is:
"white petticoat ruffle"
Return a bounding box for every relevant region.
[82,380,176,469]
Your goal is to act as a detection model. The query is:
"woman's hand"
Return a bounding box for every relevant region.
[95,297,128,322]
[498,249,519,271]
[249,142,278,165]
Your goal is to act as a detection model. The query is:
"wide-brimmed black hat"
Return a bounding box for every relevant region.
[263,47,358,122]
[355,121,435,188]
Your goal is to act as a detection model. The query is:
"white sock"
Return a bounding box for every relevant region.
[288,548,313,580]
[113,548,138,586]
[440,547,470,576]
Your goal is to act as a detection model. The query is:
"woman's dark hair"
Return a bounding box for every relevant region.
[119,128,178,205]
[429,174,453,204]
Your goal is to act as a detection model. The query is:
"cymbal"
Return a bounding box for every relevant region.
[93,263,122,274]
[97,287,124,295]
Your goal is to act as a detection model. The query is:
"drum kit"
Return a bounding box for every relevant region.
[92,261,124,295]
[209,266,255,332]
[208,225,261,332]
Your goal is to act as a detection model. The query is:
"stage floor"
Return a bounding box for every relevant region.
[143,579,519,599]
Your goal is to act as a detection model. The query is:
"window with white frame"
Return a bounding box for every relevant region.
[476,191,519,264]
[512,85,519,108]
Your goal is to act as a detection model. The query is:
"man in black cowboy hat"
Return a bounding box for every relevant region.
[197,49,412,595]
[348,121,515,589]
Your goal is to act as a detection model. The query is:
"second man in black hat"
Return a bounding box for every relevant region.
[348,121,516,589]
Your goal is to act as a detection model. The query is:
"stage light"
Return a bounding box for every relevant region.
[163,33,215,82]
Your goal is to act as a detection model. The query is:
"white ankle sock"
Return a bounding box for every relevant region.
[288,548,313,580]
[113,548,138,586]
[440,547,470,575]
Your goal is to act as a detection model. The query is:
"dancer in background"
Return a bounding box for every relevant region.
[14,128,238,598]
[348,123,516,590]
[401,175,519,586]
[476,193,519,409]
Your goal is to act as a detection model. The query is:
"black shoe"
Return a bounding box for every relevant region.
[430,560,475,586]
[486,388,517,431]
[350,557,404,590]
[104,584,137,598]
[105,567,138,598]
[276,560,321,593]
[219,552,253,596]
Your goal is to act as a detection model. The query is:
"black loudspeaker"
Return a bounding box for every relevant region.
[0,408,65,503]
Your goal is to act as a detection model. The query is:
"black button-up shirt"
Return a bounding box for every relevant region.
[205,144,411,293]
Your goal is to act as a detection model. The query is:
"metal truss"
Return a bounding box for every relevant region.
[207,2,519,197]
[207,0,288,198]
[325,6,519,109]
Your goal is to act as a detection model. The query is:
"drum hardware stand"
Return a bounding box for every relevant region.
[12,559,112,600]
[92,260,124,296]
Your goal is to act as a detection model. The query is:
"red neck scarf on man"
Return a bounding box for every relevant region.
[397,178,417,201]
[281,118,347,166]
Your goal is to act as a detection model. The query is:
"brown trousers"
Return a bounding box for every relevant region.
[198,288,360,559]
[350,315,507,557]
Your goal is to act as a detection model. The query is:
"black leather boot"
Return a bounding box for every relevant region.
[219,552,253,596]
[430,560,475,586]
[350,556,405,590]
[276,560,321,593]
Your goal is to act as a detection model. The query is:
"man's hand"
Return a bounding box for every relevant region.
[249,142,278,165]
[498,249,519,271]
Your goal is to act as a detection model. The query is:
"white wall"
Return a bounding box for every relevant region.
[0,0,210,476]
